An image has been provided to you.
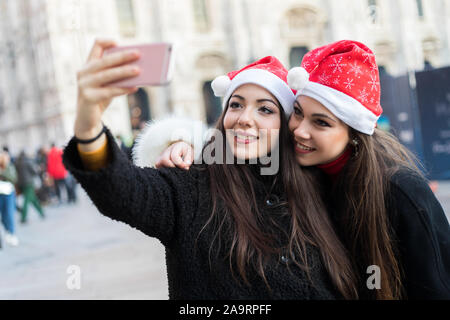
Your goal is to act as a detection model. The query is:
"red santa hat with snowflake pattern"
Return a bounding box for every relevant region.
[287,40,383,135]
[211,56,295,114]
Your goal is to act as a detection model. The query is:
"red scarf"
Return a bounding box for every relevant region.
[316,148,352,182]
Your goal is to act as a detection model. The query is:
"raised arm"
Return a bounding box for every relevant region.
[63,128,201,247]
[74,39,140,154]
[64,39,201,246]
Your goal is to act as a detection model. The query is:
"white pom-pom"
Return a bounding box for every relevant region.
[211,75,231,97]
[287,67,309,92]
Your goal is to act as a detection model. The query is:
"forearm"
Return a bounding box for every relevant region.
[63,126,199,246]
[75,120,107,153]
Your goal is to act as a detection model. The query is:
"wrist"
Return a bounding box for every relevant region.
[74,121,103,140]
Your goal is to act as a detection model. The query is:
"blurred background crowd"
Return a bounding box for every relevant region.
[0,144,78,247]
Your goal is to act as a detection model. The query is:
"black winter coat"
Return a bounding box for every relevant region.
[387,170,450,299]
[63,128,338,300]
[324,168,450,299]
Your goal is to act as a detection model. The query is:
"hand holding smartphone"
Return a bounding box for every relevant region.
[104,42,174,88]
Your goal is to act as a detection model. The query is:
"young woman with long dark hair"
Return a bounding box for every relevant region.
[152,40,450,300]
[286,40,450,299]
[62,39,358,299]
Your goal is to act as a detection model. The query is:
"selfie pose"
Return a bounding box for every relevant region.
[147,40,450,299]
[63,39,359,299]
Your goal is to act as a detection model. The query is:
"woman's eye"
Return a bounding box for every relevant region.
[229,102,241,109]
[293,107,302,116]
[316,119,330,127]
[260,106,274,114]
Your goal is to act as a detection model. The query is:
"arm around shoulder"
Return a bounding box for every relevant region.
[132,116,209,168]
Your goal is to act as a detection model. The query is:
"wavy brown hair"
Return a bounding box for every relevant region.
[326,128,424,299]
[196,100,359,299]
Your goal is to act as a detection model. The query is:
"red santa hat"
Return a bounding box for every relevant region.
[287,40,383,135]
[211,56,295,114]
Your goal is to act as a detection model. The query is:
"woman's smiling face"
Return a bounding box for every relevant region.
[223,83,281,160]
[288,95,350,166]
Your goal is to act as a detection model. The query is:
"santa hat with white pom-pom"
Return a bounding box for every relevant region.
[211,56,296,114]
[287,40,383,135]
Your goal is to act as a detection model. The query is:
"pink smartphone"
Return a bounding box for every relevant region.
[104,43,174,87]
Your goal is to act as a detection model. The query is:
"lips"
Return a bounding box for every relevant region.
[234,131,258,144]
[294,142,315,154]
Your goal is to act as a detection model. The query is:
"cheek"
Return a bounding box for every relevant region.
[320,130,349,154]
[288,115,299,135]
[262,117,280,136]
[223,111,235,130]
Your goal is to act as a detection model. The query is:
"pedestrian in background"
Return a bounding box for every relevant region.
[65,172,78,204]
[35,146,54,205]
[0,150,19,246]
[47,143,71,204]
[16,151,45,223]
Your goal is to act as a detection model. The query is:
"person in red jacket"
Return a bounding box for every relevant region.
[47,143,74,204]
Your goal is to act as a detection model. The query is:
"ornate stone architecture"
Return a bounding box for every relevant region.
[1,0,449,153]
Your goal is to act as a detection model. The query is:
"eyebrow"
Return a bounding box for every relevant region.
[294,100,337,122]
[231,94,279,106]
[312,113,337,122]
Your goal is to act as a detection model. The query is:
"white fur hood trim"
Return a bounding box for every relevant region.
[132,116,209,168]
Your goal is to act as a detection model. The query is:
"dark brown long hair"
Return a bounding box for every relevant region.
[328,128,423,299]
[197,101,359,299]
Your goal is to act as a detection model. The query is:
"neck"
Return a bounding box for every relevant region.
[316,147,352,180]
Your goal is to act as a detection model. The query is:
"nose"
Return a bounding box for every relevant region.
[292,120,311,140]
[237,107,254,127]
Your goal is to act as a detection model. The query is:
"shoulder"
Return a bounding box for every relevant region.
[387,167,446,226]
[388,167,434,206]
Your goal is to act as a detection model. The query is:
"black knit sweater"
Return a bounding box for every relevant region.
[63,128,338,300]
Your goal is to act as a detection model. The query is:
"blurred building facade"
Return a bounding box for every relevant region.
[1,0,449,153]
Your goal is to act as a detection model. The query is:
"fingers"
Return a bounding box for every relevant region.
[171,143,193,170]
[155,157,176,168]
[182,146,194,168]
[155,148,175,168]
[81,87,137,104]
[86,39,117,62]
[79,64,140,88]
[170,144,186,168]
[78,49,140,80]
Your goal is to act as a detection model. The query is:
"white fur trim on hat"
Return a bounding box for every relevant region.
[211,75,231,97]
[222,68,295,115]
[300,82,379,135]
[287,67,309,92]
[132,116,209,168]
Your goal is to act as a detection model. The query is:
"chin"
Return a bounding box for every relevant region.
[234,150,259,161]
[295,155,316,167]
